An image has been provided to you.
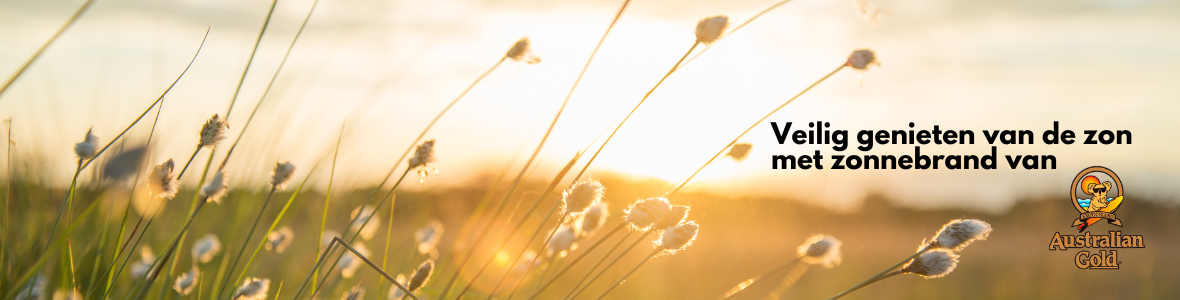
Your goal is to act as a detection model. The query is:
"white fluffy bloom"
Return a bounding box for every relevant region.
[266,227,295,253]
[192,234,222,264]
[694,16,729,44]
[546,225,579,258]
[233,277,270,300]
[656,221,699,255]
[147,159,179,200]
[930,219,992,251]
[173,267,199,296]
[270,161,296,189]
[506,37,541,64]
[796,234,842,268]
[579,202,610,237]
[562,179,605,218]
[73,128,98,161]
[408,140,438,182]
[415,220,444,254]
[900,249,959,278]
[201,170,228,203]
[199,114,228,148]
[407,259,435,292]
[654,205,690,230]
[349,205,381,240]
[625,198,673,231]
[846,49,878,70]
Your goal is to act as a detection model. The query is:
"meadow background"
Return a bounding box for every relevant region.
[1,0,1178,299]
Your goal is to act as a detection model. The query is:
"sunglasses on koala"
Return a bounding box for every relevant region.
[1093,187,1107,194]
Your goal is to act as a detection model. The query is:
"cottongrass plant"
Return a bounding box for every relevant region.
[718,234,842,299]
[173,267,199,296]
[73,128,98,163]
[266,226,295,253]
[147,159,179,200]
[177,114,228,179]
[234,277,271,300]
[216,161,297,296]
[828,219,991,299]
[192,233,222,263]
[562,198,682,299]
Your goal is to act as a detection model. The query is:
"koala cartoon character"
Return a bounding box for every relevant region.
[1086,181,1113,212]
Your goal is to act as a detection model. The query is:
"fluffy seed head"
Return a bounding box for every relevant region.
[546,224,579,258]
[408,259,435,292]
[173,267,199,296]
[726,143,752,162]
[201,170,228,203]
[506,37,541,64]
[74,128,98,161]
[147,159,179,200]
[579,202,610,236]
[341,286,364,300]
[562,179,605,218]
[338,243,370,278]
[350,205,381,240]
[233,277,270,300]
[265,227,295,253]
[930,219,992,251]
[626,198,673,231]
[387,274,408,299]
[695,16,729,44]
[654,205,690,229]
[656,221,699,255]
[901,249,959,278]
[796,234,843,268]
[130,247,155,279]
[415,220,444,254]
[846,49,878,70]
[193,234,222,263]
[199,114,228,148]
[408,140,438,182]
[52,289,83,300]
[269,161,295,189]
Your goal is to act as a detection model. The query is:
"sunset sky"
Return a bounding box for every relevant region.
[1,0,1177,213]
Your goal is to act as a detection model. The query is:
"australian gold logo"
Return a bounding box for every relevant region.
[1048,166,1145,269]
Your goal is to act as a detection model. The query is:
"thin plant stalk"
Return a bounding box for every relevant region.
[1,118,9,285]
[680,0,796,68]
[312,124,344,298]
[592,248,661,300]
[828,244,933,300]
[214,0,321,173]
[2,193,103,299]
[666,64,846,197]
[0,0,97,100]
[717,258,801,299]
[526,223,627,299]
[570,41,699,183]
[311,168,411,294]
[222,0,280,119]
[565,230,653,299]
[291,238,420,300]
[214,187,278,298]
[128,199,213,300]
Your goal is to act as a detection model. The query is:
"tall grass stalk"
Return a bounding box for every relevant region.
[4,193,103,299]
[1,118,10,287]
[525,222,627,299]
[0,0,96,100]
[222,0,279,120]
[569,40,698,183]
[564,230,653,299]
[592,248,661,300]
[312,124,345,297]
[717,258,801,299]
[127,199,213,300]
[666,64,846,197]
